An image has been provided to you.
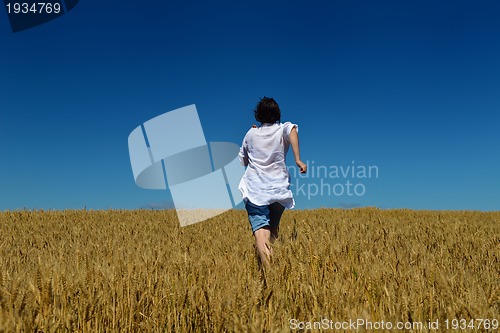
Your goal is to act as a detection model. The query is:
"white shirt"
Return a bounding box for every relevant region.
[238,122,298,208]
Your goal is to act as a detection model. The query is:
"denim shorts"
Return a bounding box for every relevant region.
[245,200,285,233]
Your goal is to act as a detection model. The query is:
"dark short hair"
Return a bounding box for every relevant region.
[254,97,281,124]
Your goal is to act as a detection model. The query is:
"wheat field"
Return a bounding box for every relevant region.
[0,208,498,332]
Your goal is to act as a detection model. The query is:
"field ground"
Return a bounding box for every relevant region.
[0,208,499,332]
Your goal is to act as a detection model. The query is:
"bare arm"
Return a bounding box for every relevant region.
[289,127,307,173]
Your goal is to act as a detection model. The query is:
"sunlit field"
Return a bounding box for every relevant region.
[0,208,498,332]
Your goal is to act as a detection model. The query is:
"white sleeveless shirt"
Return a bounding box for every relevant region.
[238,122,298,208]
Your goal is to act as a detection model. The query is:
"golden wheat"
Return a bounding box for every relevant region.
[0,209,498,332]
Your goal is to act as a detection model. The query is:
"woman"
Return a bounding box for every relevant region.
[238,96,307,269]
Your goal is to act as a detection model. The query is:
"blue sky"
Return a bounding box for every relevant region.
[1,0,499,211]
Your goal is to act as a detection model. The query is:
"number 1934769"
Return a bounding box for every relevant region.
[5,2,62,14]
[444,318,498,330]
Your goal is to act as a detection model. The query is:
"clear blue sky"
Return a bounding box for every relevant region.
[1,0,499,211]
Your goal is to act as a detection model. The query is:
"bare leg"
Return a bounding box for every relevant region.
[269,203,285,243]
[254,227,273,269]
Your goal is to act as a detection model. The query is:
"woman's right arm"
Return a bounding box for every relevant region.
[289,127,307,173]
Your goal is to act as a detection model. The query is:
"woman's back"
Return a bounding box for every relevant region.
[238,122,298,208]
